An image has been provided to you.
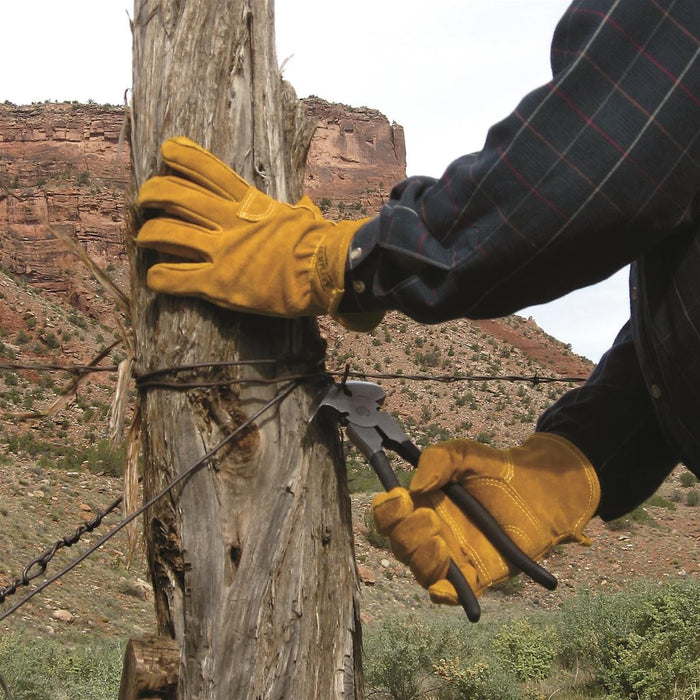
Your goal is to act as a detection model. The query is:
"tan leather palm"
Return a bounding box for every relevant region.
[136,137,382,330]
[373,433,600,604]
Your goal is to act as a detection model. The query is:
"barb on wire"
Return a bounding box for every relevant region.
[0,380,300,624]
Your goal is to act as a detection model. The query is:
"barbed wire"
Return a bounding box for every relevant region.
[0,358,589,387]
[326,368,587,385]
[0,361,119,376]
[0,493,123,604]
[0,338,590,624]
[0,379,300,625]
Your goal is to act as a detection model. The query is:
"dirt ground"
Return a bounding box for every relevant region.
[1,456,698,644]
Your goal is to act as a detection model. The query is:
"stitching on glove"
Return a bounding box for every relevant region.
[504,452,515,482]
[429,492,492,582]
[539,433,599,535]
[469,477,546,540]
[503,524,535,552]
[567,451,598,534]
[239,188,275,221]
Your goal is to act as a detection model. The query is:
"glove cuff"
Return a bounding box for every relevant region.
[310,217,385,331]
[520,432,601,546]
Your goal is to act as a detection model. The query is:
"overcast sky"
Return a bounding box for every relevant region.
[1,0,630,363]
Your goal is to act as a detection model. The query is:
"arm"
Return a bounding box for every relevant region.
[341,0,700,321]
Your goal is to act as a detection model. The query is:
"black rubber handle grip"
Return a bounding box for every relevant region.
[368,450,481,621]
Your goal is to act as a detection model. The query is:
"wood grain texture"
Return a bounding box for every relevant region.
[127,1,362,696]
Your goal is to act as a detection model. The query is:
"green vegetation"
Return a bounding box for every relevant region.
[680,470,698,488]
[364,579,700,699]
[346,448,412,494]
[606,501,658,531]
[0,633,123,700]
[363,507,391,550]
[4,433,125,476]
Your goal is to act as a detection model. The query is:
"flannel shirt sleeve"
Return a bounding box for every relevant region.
[339,0,700,322]
[537,321,677,520]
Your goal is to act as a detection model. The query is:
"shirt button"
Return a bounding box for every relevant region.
[349,246,363,262]
[650,384,662,399]
[353,280,366,294]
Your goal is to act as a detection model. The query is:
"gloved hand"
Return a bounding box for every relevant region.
[372,432,600,604]
[136,137,383,331]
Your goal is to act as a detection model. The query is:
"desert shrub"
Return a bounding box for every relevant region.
[555,581,700,699]
[364,581,700,699]
[679,470,697,487]
[363,507,391,550]
[644,493,675,510]
[491,616,558,681]
[0,632,123,700]
[601,583,700,699]
[6,433,125,476]
[686,489,699,507]
[605,503,656,531]
[431,657,520,700]
[364,614,448,699]
[475,431,493,445]
[491,574,525,596]
[42,331,60,349]
[363,613,520,700]
[554,585,639,676]
[346,450,381,493]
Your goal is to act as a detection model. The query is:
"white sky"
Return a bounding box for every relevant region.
[1,0,629,363]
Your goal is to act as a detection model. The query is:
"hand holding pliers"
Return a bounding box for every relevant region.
[310,379,557,622]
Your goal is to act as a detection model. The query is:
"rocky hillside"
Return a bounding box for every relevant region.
[0,99,592,455]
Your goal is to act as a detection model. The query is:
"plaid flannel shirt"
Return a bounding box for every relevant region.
[339,0,700,518]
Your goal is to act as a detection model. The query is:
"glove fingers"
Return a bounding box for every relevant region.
[138,175,227,229]
[372,487,413,533]
[136,218,220,260]
[407,532,451,588]
[428,579,460,606]
[161,137,250,201]
[146,261,219,299]
[411,439,503,494]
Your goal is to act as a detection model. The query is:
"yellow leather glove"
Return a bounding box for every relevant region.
[136,137,383,332]
[372,432,600,604]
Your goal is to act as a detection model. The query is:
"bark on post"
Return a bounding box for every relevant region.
[126,1,362,696]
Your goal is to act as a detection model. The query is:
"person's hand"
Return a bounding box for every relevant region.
[136,137,383,331]
[372,432,600,604]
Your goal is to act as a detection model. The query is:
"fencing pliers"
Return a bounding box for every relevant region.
[310,379,557,622]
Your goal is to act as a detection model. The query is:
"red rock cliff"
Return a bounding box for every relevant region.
[302,97,406,216]
[0,100,405,298]
[0,103,130,298]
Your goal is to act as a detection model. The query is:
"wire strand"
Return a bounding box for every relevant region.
[0,380,300,624]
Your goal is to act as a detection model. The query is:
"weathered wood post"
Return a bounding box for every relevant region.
[122,1,363,696]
